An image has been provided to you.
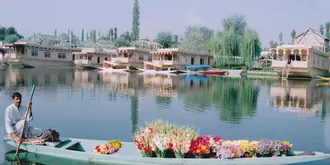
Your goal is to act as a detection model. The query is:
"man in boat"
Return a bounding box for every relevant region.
[4,92,43,144]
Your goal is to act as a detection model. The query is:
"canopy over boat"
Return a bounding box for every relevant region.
[4,138,330,165]
[185,64,210,71]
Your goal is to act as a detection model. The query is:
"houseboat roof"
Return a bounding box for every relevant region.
[150,48,214,57]
[294,28,329,41]
[12,41,82,51]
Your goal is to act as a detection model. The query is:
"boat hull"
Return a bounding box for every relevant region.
[274,66,330,78]
[17,57,74,68]
[4,138,330,165]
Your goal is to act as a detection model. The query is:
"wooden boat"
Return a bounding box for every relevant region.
[201,70,229,76]
[4,137,330,165]
[317,76,330,81]
[185,64,210,75]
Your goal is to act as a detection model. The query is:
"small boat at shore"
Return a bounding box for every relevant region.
[317,76,330,81]
[4,138,330,165]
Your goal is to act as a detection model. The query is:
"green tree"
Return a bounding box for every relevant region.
[54,29,57,37]
[320,25,325,35]
[291,30,296,40]
[4,35,20,43]
[179,25,214,51]
[326,22,330,39]
[81,29,84,42]
[110,28,114,41]
[154,32,175,48]
[269,40,278,48]
[279,32,283,45]
[131,0,140,41]
[114,27,118,40]
[222,14,247,36]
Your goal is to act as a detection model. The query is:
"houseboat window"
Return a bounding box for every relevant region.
[105,58,108,61]
[124,53,128,58]
[191,58,194,65]
[88,56,92,60]
[73,54,75,61]
[148,55,152,61]
[200,58,204,64]
[58,52,66,59]
[97,57,100,63]
[139,55,143,60]
[208,58,210,65]
[31,49,38,57]
[166,55,172,61]
[44,51,50,58]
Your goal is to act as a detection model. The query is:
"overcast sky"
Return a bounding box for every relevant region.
[0,0,328,48]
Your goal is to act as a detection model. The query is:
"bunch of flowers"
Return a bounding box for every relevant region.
[281,141,293,156]
[190,136,223,158]
[94,140,122,155]
[221,140,258,157]
[170,127,199,158]
[256,140,282,157]
[216,143,242,159]
[134,120,199,158]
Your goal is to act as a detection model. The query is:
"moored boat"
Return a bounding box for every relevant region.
[185,64,210,75]
[201,70,229,76]
[4,137,330,165]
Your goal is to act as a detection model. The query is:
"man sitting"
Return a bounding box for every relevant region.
[4,92,42,144]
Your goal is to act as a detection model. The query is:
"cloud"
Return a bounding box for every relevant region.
[184,10,204,26]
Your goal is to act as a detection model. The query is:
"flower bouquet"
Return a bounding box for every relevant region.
[170,127,199,158]
[94,139,122,155]
[190,136,223,158]
[134,120,199,158]
[281,141,294,156]
[256,140,282,157]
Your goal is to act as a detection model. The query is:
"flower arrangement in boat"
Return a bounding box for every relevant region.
[133,120,296,159]
[94,140,122,155]
[133,120,199,158]
[190,136,224,158]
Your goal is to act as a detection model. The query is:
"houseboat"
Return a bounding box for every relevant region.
[142,48,214,75]
[100,40,162,72]
[73,44,116,70]
[270,28,330,78]
[5,41,81,68]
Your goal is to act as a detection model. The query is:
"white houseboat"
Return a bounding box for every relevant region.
[5,41,81,68]
[142,48,214,75]
[102,40,163,72]
[73,43,116,70]
[270,28,330,78]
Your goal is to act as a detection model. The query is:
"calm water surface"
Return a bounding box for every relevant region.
[0,68,329,165]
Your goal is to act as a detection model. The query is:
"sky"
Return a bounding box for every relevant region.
[0,0,329,48]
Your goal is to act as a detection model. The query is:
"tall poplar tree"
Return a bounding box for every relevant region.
[132,0,140,41]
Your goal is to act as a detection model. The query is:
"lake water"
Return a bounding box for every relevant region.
[0,68,329,165]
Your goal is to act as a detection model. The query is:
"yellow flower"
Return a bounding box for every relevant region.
[282,141,292,148]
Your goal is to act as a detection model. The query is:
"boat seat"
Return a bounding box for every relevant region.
[55,139,85,152]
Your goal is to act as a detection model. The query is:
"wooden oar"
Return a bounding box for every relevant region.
[15,85,36,155]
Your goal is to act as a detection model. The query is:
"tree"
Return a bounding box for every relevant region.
[279,32,283,45]
[291,30,296,40]
[114,27,118,40]
[86,32,89,40]
[154,32,175,48]
[131,0,140,41]
[54,29,57,37]
[222,14,247,36]
[5,27,17,35]
[110,28,114,41]
[320,25,325,35]
[81,29,84,42]
[4,35,20,43]
[326,22,330,39]
[269,40,278,48]
[179,25,214,51]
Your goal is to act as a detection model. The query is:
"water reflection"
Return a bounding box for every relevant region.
[268,79,324,117]
[1,68,330,164]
